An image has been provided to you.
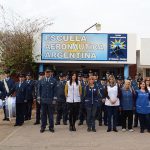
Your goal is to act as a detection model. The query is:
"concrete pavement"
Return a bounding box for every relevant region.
[0,110,150,150]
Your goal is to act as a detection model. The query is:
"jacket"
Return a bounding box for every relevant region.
[26,80,36,100]
[55,80,66,102]
[15,81,28,103]
[0,81,5,100]
[136,90,150,114]
[84,85,100,107]
[38,77,56,104]
[120,88,135,110]
[3,78,15,97]
[80,80,88,102]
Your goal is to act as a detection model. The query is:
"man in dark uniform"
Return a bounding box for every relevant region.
[37,68,56,133]
[34,72,45,125]
[100,76,108,126]
[78,71,83,82]
[93,72,103,126]
[3,70,15,121]
[116,75,124,126]
[78,73,88,125]
[9,73,27,126]
[88,70,93,77]
[55,73,68,125]
[0,81,5,110]
[24,72,36,120]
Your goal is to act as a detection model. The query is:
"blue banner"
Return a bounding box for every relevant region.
[41,33,127,61]
[108,34,127,61]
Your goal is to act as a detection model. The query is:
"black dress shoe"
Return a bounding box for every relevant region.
[55,122,60,125]
[113,129,118,132]
[92,128,96,132]
[78,122,83,126]
[107,129,112,132]
[14,124,19,126]
[99,122,102,126]
[40,128,45,133]
[49,128,55,133]
[72,126,76,131]
[140,129,144,133]
[87,128,91,132]
[63,122,68,125]
[34,122,40,125]
[69,125,73,131]
[3,118,10,121]
[147,129,150,133]
[19,124,23,126]
[104,123,108,126]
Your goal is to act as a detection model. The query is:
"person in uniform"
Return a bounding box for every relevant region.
[116,75,124,126]
[100,76,108,126]
[8,73,27,126]
[0,81,5,111]
[37,68,56,133]
[93,72,103,126]
[34,72,45,125]
[55,73,68,125]
[3,70,15,121]
[78,73,88,125]
[24,72,35,120]
[88,70,93,77]
[78,71,83,82]
[84,75,101,132]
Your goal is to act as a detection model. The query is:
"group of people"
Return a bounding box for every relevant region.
[0,69,150,134]
[0,70,35,126]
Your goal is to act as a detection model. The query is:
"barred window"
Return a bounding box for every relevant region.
[146,69,150,77]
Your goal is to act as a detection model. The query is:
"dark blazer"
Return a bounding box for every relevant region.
[38,77,56,104]
[0,81,5,100]
[55,80,66,102]
[3,78,15,97]
[84,85,101,107]
[15,81,28,103]
[26,80,35,101]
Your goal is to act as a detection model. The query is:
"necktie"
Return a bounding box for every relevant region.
[19,82,22,87]
[46,78,49,82]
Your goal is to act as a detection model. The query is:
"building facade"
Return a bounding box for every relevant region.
[34,33,138,79]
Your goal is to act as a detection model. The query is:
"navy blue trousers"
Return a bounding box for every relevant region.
[107,106,118,130]
[41,103,54,129]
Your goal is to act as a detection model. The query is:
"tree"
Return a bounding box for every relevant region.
[0,5,52,76]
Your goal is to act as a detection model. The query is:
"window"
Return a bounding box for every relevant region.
[146,69,150,77]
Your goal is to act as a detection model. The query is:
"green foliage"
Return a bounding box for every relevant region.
[0,5,52,75]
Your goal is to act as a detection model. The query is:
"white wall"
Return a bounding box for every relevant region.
[33,33,137,65]
[140,38,150,66]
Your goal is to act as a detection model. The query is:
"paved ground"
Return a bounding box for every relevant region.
[0,110,150,150]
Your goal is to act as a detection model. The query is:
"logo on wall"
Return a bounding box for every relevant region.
[108,34,127,61]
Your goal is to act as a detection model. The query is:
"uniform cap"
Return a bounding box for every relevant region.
[19,73,25,77]
[39,72,44,76]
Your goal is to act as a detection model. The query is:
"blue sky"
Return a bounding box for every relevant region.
[1,0,150,37]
